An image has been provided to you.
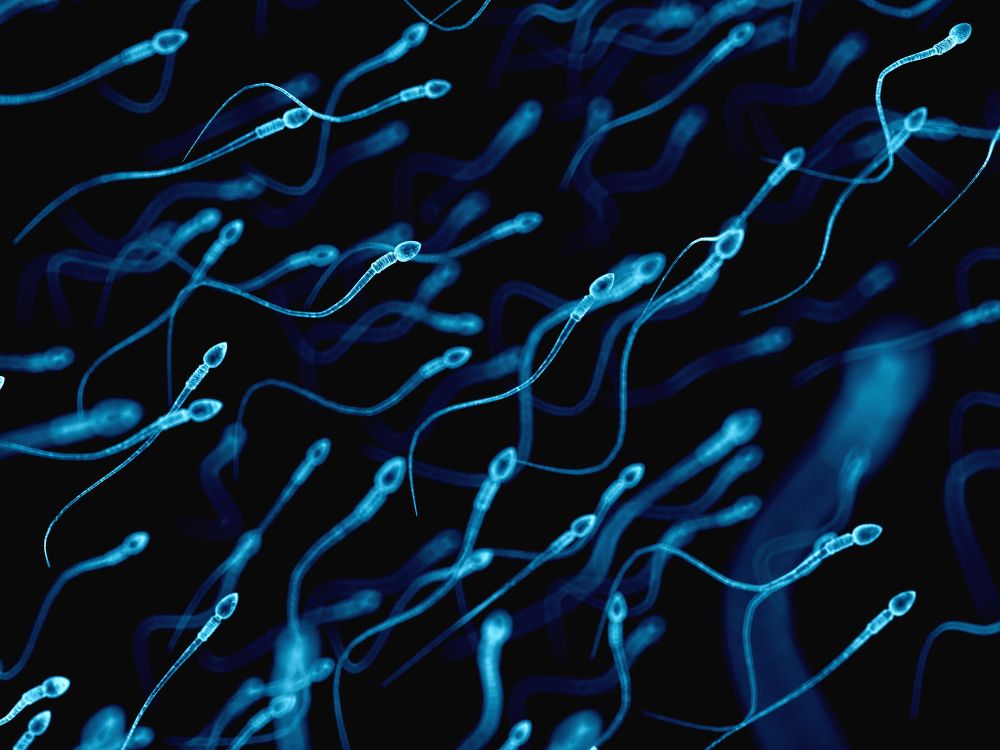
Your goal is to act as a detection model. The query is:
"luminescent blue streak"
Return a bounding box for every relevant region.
[121,595,239,750]
[251,121,410,229]
[303,239,401,310]
[409,214,542,265]
[944,450,1000,619]
[332,556,494,750]
[0,400,143,460]
[629,327,791,406]
[0,533,147,680]
[422,192,490,251]
[0,406,207,460]
[0,29,188,106]
[0,347,73,373]
[955,247,1000,317]
[856,0,945,18]
[407,280,605,515]
[740,119,920,315]
[508,616,664,718]
[0,0,53,26]
[456,612,512,750]
[402,0,492,31]
[561,22,754,188]
[99,0,201,113]
[488,280,568,349]
[704,594,915,748]
[896,145,957,198]
[911,618,1000,717]
[949,391,1000,458]
[382,518,597,687]
[789,261,897,324]
[794,300,1000,386]
[600,104,707,194]
[144,74,319,164]
[910,121,1000,246]
[726,31,868,162]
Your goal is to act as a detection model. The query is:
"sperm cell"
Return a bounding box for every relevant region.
[13,711,50,750]
[0,346,73,373]
[561,21,755,188]
[0,676,69,725]
[794,299,1000,386]
[517,228,745,477]
[168,437,330,650]
[286,456,405,635]
[383,514,598,686]
[0,29,188,106]
[120,594,238,750]
[949,391,1000,458]
[0,400,143,461]
[870,23,971,186]
[44,342,227,567]
[454,610,512,750]
[911,616,1000,718]
[408,272,615,515]
[910,120,1000,246]
[856,0,947,18]
[704,591,916,748]
[409,211,543,265]
[741,107,928,315]
[15,76,449,242]
[0,531,148,680]
[787,261,898,324]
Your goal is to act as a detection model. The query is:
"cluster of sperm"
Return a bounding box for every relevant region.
[1,0,997,748]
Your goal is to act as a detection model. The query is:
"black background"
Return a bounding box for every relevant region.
[1,0,998,747]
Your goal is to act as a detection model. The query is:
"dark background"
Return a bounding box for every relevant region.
[1,0,997,747]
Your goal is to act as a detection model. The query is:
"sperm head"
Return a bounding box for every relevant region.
[972,299,1000,325]
[904,107,928,133]
[451,313,483,334]
[949,22,972,45]
[347,589,381,615]
[282,107,312,129]
[91,399,143,436]
[781,146,806,171]
[634,253,666,283]
[123,531,150,556]
[634,614,667,646]
[215,592,239,619]
[393,240,422,262]
[188,399,223,422]
[443,346,473,369]
[482,610,513,643]
[619,462,645,488]
[721,408,762,444]
[723,495,761,523]
[28,711,51,735]
[402,22,428,47]
[851,523,882,546]
[309,657,335,682]
[587,96,613,123]
[589,272,615,298]
[42,676,70,697]
[44,346,74,370]
[202,342,228,368]
[676,103,708,137]
[857,261,897,297]
[460,549,494,575]
[269,694,297,718]
[508,720,532,746]
[889,590,916,616]
[549,710,602,749]
[513,211,542,233]
[728,21,755,47]
[606,592,628,625]
[307,244,339,266]
[423,530,461,562]
[424,79,452,99]
[194,208,222,231]
[570,514,597,538]
[375,457,406,494]
[832,30,868,64]
[714,226,745,260]
[152,29,188,55]
[306,438,331,465]
[757,326,793,353]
